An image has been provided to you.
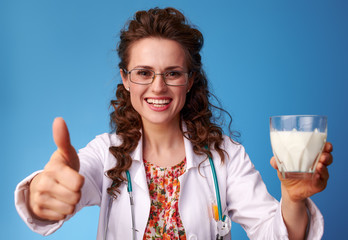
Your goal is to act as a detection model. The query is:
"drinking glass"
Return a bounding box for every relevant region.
[270,115,327,178]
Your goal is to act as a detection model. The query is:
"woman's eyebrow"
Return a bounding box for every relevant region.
[132,65,185,71]
[165,66,184,70]
[132,65,153,69]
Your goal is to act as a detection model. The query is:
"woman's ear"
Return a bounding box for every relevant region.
[120,69,130,91]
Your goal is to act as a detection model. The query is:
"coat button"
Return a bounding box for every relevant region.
[189,235,197,240]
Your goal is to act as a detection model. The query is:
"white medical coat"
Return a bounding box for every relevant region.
[15,132,324,239]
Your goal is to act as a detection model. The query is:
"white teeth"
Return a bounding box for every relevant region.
[153,104,164,107]
[146,99,170,105]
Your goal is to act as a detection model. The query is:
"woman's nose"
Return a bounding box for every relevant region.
[151,74,167,93]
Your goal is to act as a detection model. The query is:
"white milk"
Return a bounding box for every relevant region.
[270,129,327,173]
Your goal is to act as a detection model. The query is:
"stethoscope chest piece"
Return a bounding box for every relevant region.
[216,214,232,238]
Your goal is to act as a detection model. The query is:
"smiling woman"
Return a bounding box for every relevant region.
[107,9,231,200]
[14,7,333,240]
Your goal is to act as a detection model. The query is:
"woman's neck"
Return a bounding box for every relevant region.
[142,118,186,167]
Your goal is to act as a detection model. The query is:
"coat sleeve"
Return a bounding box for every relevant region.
[224,141,324,239]
[14,133,111,236]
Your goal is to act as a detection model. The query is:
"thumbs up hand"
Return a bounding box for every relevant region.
[29,118,85,221]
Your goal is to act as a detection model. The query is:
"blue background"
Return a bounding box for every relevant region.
[1,0,347,239]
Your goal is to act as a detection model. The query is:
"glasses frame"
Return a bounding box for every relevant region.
[123,68,191,86]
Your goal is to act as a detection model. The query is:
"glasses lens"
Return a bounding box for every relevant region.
[130,69,154,84]
[164,71,187,86]
[129,69,188,85]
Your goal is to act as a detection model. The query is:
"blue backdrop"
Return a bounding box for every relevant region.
[1,0,347,239]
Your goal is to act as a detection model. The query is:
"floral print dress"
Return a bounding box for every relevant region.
[143,158,187,240]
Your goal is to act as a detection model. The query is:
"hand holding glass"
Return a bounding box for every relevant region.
[270,115,327,179]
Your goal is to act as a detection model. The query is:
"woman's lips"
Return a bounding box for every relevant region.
[145,98,172,111]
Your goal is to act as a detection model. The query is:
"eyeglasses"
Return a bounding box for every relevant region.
[123,68,191,86]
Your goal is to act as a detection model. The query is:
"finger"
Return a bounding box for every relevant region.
[270,157,278,170]
[319,151,333,167]
[52,117,80,171]
[47,179,82,205]
[32,206,67,221]
[32,191,75,215]
[37,194,77,216]
[32,171,83,203]
[42,162,84,192]
[54,164,85,192]
[316,162,329,181]
[54,186,82,206]
[323,142,333,153]
[53,117,72,156]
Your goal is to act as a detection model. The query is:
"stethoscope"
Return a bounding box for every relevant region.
[104,152,232,240]
[104,170,137,240]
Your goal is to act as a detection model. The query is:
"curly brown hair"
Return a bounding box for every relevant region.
[107,7,238,198]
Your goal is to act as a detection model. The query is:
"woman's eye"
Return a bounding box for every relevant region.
[136,70,152,77]
[166,71,183,78]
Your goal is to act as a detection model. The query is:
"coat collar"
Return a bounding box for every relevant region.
[183,134,210,169]
[129,131,143,162]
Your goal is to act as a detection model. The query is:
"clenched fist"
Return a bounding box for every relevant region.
[29,117,84,221]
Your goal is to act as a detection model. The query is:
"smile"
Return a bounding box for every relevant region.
[145,98,171,107]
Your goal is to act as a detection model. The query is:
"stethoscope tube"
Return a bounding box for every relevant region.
[104,170,136,240]
[126,170,137,240]
[208,155,223,221]
[208,154,225,240]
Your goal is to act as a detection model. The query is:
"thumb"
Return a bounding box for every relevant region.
[52,117,80,171]
[270,156,278,170]
[270,157,285,181]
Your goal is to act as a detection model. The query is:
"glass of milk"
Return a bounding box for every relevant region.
[270,115,327,179]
